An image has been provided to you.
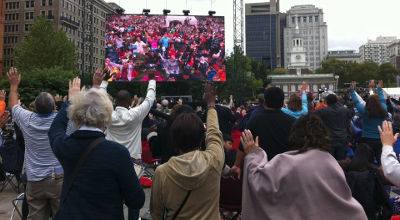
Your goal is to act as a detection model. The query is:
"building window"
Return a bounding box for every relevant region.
[283,85,288,92]
[41,11,46,16]
[303,16,307,23]
[49,0,53,6]
[315,15,319,22]
[26,1,30,8]
[31,1,34,7]
[48,10,53,17]
[42,0,46,6]
[291,85,296,92]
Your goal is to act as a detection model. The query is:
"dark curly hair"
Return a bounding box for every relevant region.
[289,113,331,153]
[287,94,302,111]
[366,95,387,118]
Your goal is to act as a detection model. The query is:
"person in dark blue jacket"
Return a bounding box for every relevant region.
[48,77,145,220]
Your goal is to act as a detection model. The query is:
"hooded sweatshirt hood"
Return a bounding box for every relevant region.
[163,150,211,191]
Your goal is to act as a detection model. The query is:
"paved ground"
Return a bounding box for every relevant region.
[0,182,152,220]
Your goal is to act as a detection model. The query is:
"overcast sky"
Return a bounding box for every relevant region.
[105,0,400,53]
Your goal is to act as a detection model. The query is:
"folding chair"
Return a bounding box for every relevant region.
[140,140,161,180]
[219,177,242,220]
[10,193,24,220]
[0,138,22,193]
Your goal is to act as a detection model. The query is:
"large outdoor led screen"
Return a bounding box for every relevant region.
[105,14,226,82]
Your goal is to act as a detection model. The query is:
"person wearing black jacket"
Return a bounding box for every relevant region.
[315,94,354,160]
[231,87,295,179]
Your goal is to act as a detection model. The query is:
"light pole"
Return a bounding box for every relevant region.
[334,75,340,91]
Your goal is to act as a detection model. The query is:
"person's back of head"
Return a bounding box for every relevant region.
[289,113,331,153]
[287,94,302,111]
[68,88,113,130]
[257,93,264,106]
[170,113,204,155]
[264,87,284,109]
[365,95,387,118]
[394,114,400,122]
[326,94,338,106]
[116,90,131,108]
[348,143,374,172]
[161,99,169,108]
[34,92,55,115]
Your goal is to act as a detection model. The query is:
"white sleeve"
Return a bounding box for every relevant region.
[128,80,156,121]
[354,91,366,106]
[381,145,400,187]
[99,80,109,92]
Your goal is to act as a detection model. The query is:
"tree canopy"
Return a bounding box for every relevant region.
[316,59,399,88]
[13,16,78,72]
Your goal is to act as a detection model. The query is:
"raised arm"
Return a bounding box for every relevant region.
[301,82,308,114]
[49,78,81,155]
[128,73,156,121]
[377,81,387,111]
[7,67,21,111]
[203,84,224,171]
[380,121,400,187]
[349,82,366,114]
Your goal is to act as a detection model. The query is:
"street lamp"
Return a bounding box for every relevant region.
[334,75,340,91]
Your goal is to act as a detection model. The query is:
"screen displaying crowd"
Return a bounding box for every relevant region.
[105,14,226,82]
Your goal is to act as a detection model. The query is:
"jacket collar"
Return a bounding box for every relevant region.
[70,130,105,139]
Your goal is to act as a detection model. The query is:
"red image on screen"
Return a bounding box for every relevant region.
[105,15,225,82]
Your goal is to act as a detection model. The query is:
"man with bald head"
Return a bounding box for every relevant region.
[7,67,63,220]
[94,69,157,160]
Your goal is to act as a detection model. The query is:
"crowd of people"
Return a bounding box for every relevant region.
[105,15,226,82]
[3,66,400,220]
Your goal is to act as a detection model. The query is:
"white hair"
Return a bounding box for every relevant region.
[67,88,113,129]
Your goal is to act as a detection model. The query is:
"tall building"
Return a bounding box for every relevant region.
[326,50,361,63]
[3,0,121,73]
[283,5,328,71]
[388,40,400,69]
[0,0,5,75]
[359,36,397,65]
[245,1,285,69]
[287,18,308,75]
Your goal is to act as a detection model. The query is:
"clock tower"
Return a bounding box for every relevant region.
[288,15,308,75]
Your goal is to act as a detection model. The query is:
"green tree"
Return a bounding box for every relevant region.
[14,16,78,72]
[19,67,76,103]
[271,68,288,75]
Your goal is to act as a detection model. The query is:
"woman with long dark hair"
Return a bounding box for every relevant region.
[240,113,366,220]
[350,81,387,164]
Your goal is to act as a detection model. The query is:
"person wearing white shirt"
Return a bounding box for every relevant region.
[92,69,156,160]
[380,120,400,186]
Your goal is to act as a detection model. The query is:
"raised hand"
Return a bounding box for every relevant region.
[63,96,68,102]
[55,94,62,102]
[0,90,6,101]
[203,83,217,106]
[301,81,307,93]
[240,129,259,154]
[350,81,356,89]
[7,67,21,88]
[93,69,105,88]
[69,77,82,98]
[378,121,399,147]
[377,80,383,89]
[369,80,375,89]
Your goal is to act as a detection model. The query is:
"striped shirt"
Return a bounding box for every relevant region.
[12,105,63,181]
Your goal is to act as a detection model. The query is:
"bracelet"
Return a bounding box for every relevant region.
[207,105,216,110]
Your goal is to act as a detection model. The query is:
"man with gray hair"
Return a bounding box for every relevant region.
[7,67,63,220]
